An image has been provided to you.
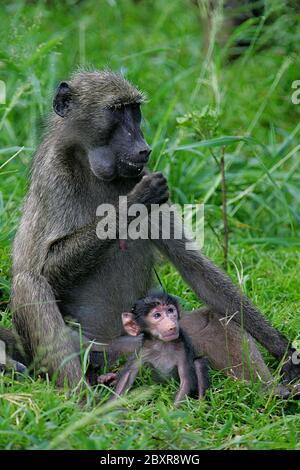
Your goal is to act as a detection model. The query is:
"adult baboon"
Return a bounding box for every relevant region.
[1,71,298,390]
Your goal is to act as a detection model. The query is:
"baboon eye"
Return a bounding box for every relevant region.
[131,103,141,122]
[110,105,125,120]
[153,312,161,319]
[168,307,174,313]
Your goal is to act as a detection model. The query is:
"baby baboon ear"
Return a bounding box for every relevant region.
[122,312,141,337]
[53,82,72,117]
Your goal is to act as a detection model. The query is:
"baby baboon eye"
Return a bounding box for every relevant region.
[153,312,161,319]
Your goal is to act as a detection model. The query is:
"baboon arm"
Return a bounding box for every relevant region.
[0,327,27,365]
[194,357,210,399]
[174,360,192,405]
[113,360,139,398]
[42,218,114,287]
[152,223,290,360]
[12,272,82,387]
[42,194,143,288]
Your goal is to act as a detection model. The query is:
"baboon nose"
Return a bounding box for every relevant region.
[139,147,151,161]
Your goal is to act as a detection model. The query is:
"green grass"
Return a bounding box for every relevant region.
[0,0,300,450]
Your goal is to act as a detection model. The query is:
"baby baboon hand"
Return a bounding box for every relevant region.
[97,372,117,386]
[129,172,169,207]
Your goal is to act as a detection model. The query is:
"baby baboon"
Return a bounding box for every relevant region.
[0,70,298,390]
[99,291,210,404]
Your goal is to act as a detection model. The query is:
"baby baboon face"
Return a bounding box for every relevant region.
[121,292,180,342]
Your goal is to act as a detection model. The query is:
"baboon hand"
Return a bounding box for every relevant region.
[97,372,117,386]
[129,172,169,207]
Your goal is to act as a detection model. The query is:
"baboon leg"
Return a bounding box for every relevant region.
[180,307,273,383]
[11,272,82,387]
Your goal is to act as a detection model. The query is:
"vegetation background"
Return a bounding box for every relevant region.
[0,0,299,450]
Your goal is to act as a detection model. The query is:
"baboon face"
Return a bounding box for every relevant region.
[122,292,180,342]
[122,303,180,342]
[53,71,151,181]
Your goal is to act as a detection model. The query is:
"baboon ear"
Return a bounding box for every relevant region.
[122,312,141,337]
[53,82,72,117]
